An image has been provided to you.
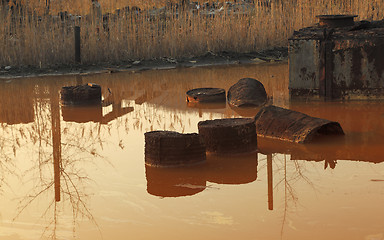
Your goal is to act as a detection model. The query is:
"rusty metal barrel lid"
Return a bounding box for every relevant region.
[316,14,358,28]
[144,130,206,167]
[186,88,226,103]
[254,105,344,143]
[198,118,257,154]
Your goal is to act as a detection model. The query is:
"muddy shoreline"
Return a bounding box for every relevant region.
[0,47,287,79]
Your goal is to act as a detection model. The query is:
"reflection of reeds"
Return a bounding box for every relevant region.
[1,0,383,67]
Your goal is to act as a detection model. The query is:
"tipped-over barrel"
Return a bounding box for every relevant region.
[254,105,344,143]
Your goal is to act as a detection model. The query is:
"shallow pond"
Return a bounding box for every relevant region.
[1,63,384,240]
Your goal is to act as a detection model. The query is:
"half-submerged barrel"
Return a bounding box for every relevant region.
[186,88,226,103]
[227,78,267,107]
[145,131,206,167]
[60,83,102,105]
[254,105,344,143]
[198,118,257,154]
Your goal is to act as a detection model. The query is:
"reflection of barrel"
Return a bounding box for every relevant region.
[186,101,226,109]
[205,152,258,184]
[255,105,344,143]
[145,164,206,197]
[60,83,101,105]
[61,105,103,123]
[229,105,262,118]
[198,118,257,154]
[144,131,206,167]
[186,88,226,103]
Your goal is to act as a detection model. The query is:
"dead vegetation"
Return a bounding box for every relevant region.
[0,0,383,68]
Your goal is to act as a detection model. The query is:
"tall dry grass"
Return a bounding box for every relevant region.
[0,0,383,68]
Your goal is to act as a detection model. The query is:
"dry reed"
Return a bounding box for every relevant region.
[0,0,383,68]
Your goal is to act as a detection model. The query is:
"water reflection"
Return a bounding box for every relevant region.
[0,76,134,239]
[0,81,34,125]
[1,62,384,240]
[205,153,258,185]
[145,152,258,198]
[145,164,207,197]
[61,105,134,124]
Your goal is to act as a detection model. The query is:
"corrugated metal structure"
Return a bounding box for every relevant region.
[289,15,384,100]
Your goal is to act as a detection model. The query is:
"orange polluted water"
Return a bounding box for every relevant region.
[1,63,384,240]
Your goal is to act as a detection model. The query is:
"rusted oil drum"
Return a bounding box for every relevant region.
[144,131,206,167]
[205,152,258,185]
[60,83,102,105]
[198,118,257,154]
[227,78,267,107]
[145,164,206,197]
[186,88,226,103]
[254,105,344,143]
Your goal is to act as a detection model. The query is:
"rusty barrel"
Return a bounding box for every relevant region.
[60,83,101,105]
[227,78,267,107]
[254,105,344,143]
[144,131,206,167]
[198,118,257,154]
[186,88,226,103]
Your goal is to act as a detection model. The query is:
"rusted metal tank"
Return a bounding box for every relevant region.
[198,118,257,154]
[254,105,344,143]
[144,131,206,167]
[289,15,384,100]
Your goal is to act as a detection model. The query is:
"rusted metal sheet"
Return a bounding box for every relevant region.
[144,131,206,167]
[254,105,344,143]
[289,18,384,100]
[288,39,321,98]
[198,118,257,154]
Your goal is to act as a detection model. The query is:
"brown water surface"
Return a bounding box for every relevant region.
[1,63,384,240]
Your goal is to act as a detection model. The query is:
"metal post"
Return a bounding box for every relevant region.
[267,154,273,210]
[75,26,81,64]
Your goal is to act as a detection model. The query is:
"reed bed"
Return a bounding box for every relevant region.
[0,0,383,68]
